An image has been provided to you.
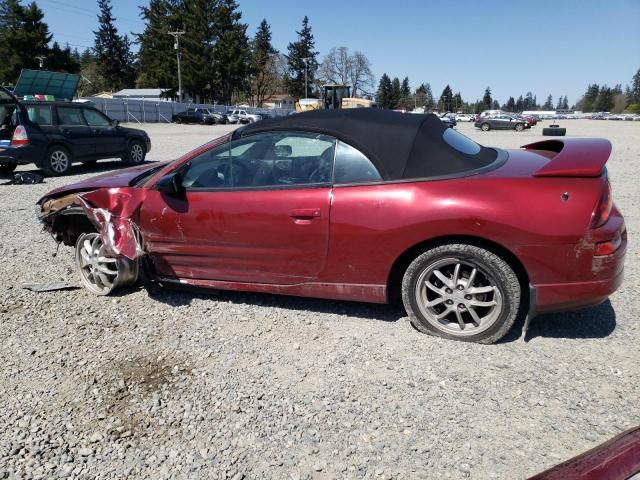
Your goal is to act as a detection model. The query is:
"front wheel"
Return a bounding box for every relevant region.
[76,232,138,295]
[122,140,146,165]
[401,244,521,344]
[480,123,491,131]
[0,162,17,174]
[514,123,525,132]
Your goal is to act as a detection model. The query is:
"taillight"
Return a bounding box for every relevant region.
[10,125,29,147]
[591,181,612,228]
[594,232,622,256]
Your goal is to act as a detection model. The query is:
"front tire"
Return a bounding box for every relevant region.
[122,140,146,165]
[514,123,525,132]
[42,146,72,176]
[76,232,138,295]
[480,122,491,131]
[401,244,521,344]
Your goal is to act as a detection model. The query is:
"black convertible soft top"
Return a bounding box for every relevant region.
[238,109,499,180]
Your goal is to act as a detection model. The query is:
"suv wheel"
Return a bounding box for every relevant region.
[122,140,146,165]
[401,244,521,344]
[481,123,491,131]
[43,146,71,176]
[0,162,17,174]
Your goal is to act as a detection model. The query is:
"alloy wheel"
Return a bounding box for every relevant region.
[50,150,69,173]
[130,143,144,163]
[414,258,503,336]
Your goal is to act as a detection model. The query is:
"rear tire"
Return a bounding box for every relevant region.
[0,162,17,174]
[401,244,521,344]
[481,123,491,131]
[122,140,146,165]
[42,146,71,176]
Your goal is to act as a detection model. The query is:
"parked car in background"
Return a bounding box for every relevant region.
[440,113,457,128]
[475,114,529,131]
[37,109,626,344]
[517,114,537,126]
[0,87,150,176]
[172,108,221,125]
[456,114,475,122]
[226,109,262,124]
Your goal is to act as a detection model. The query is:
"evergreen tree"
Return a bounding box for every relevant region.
[595,86,613,111]
[47,41,80,74]
[543,94,553,109]
[179,0,216,101]
[482,86,492,109]
[491,99,500,110]
[93,0,135,91]
[505,96,515,112]
[375,73,392,109]
[452,91,463,111]
[135,0,180,91]
[398,76,412,110]
[286,16,318,99]
[390,77,401,109]
[562,96,569,109]
[524,91,534,110]
[515,95,524,112]
[248,19,279,107]
[439,84,453,112]
[0,0,52,83]
[211,0,249,104]
[631,68,640,104]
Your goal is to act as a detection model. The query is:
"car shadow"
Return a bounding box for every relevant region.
[522,300,616,342]
[143,282,405,323]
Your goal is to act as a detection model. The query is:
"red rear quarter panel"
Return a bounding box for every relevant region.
[325,151,619,310]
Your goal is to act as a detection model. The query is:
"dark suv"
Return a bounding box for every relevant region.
[0,87,151,176]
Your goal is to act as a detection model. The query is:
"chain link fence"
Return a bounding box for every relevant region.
[82,98,292,123]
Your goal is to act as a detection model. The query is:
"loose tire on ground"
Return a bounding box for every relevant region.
[401,243,521,344]
[122,140,146,165]
[543,127,566,136]
[0,162,17,174]
[42,146,72,176]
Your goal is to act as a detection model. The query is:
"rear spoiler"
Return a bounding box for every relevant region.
[522,138,611,177]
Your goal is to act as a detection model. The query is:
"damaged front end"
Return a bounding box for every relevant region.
[37,187,148,295]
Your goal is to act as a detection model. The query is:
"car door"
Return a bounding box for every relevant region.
[54,106,94,158]
[82,107,124,157]
[139,131,335,284]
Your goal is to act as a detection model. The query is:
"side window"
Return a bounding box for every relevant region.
[333,141,382,184]
[57,107,85,126]
[27,105,53,125]
[83,108,111,127]
[181,132,336,190]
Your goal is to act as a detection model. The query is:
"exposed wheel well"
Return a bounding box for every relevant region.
[48,208,96,246]
[387,235,530,305]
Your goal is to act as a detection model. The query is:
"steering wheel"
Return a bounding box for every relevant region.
[309,148,333,183]
[219,160,250,186]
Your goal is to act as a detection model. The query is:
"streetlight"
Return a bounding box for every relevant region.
[169,31,185,102]
[302,57,310,98]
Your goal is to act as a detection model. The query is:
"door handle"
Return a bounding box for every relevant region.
[289,208,321,222]
[61,129,71,135]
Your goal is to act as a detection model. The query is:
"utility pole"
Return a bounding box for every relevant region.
[169,31,185,102]
[36,56,46,69]
[302,57,310,98]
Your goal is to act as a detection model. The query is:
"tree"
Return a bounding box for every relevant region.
[247,19,278,107]
[375,73,392,109]
[179,0,216,102]
[543,94,553,110]
[93,0,135,91]
[595,86,614,112]
[491,99,500,110]
[47,41,80,74]
[317,47,374,97]
[631,67,640,104]
[286,16,318,99]
[210,0,249,104]
[135,0,180,91]
[515,95,524,112]
[524,91,534,110]
[482,86,492,109]
[439,84,453,112]
[390,77,401,109]
[398,76,412,110]
[414,82,434,110]
[452,91,463,112]
[505,96,515,112]
[0,0,52,83]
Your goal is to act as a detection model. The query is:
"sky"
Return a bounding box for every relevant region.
[40,0,640,105]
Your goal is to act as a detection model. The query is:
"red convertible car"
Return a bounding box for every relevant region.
[37,109,626,343]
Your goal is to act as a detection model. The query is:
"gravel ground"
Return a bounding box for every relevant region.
[0,119,638,480]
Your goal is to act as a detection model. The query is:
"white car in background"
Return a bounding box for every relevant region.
[226,109,262,124]
[456,114,475,122]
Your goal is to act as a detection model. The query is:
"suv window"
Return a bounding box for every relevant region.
[83,108,111,127]
[27,105,53,125]
[57,107,86,126]
[334,141,382,184]
[181,132,336,190]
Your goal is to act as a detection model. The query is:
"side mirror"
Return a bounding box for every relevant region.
[156,172,183,195]
[112,119,119,127]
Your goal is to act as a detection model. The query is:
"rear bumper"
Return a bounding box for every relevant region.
[533,233,627,314]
